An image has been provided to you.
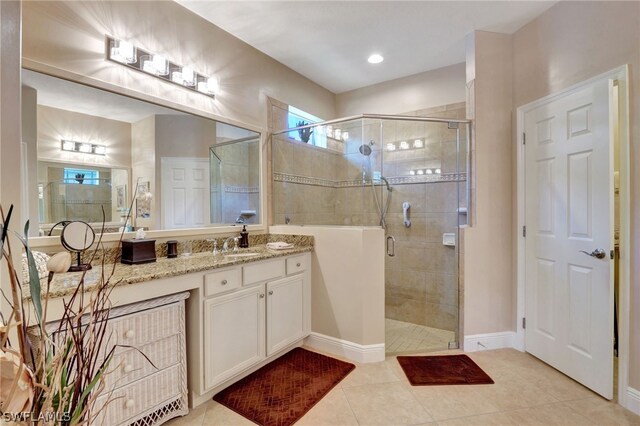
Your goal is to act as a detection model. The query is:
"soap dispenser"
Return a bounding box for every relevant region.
[240,225,249,248]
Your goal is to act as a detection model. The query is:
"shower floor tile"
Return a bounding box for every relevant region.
[385,318,456,354]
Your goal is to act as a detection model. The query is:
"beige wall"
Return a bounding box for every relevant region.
[463,31,514,335]
[0,0,23,308]
[270,225,385,347]
[21,1,336,131]
[336,63,466,116]
[21,86,39,235]
[511,0,640,390]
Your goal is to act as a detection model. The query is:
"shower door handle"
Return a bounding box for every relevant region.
[387,235,396,257]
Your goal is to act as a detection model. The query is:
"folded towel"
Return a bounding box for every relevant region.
[266,242,294,250]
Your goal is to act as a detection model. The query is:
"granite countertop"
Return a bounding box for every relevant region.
[24,244,312,301]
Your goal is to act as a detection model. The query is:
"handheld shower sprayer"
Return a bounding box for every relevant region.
[403,202,411,228]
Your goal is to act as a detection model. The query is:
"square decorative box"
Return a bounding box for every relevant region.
[120,239,156,265]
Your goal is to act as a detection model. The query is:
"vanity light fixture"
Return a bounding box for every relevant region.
[106,36,218,98]
[61,140,107,156]
[326,126,333,138]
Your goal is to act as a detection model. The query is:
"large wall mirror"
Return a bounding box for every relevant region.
[22,70,261,236]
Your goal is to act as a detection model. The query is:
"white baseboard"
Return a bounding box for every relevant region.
[625,387,640,415]
[463,331,517,352]
[304,332,385,363]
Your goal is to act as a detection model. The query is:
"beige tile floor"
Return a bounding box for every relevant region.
[385,318,456,354]
[167,348,640,426]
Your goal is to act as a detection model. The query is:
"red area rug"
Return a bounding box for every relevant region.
[397,354,494,385]
[213,347,355,426]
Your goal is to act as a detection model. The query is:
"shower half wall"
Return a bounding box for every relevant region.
[271,104,469,352]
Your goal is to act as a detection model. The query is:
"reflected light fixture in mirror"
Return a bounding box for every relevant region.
[106,36,219,98]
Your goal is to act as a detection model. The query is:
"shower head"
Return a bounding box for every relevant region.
[359,144,372,156]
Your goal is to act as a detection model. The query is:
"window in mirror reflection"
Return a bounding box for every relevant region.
[22,69,261,236]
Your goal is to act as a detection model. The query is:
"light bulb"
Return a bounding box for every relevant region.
[414,139,423,148]
[386,143,396,151]
[409,170,415,176]
[110,40,136,64]
[334,129,342,140]
[79,144,92,153]
[342,131,349,141]
[152,55,168,75]
[399,141,409,150]
[426,169,433,174]
[367,54,384,64]
[182,66,196,86]
[435,168,441,174]
[171,71,183,84]
[62,141,75,151]
[206,77,219,94]
[94,145,107,155]
[417,169,424,175]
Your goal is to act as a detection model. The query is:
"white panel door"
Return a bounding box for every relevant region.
[524,78,613,398]
[161,158,210,229]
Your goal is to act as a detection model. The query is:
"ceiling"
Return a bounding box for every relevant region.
[176,1,556,93]
[22,69,184,123]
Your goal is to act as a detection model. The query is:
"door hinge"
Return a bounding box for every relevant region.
[610,250,615,260]
[522,132,526,145]
[522,226,526,237]
[522,317,526,329]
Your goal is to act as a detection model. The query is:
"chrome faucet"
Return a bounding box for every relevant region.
[223,236,239,252]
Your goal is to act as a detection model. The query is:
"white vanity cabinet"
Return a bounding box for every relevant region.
[203,285,266,388]
[202,252,311,391]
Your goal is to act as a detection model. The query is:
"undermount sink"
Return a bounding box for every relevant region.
[223,252,261,260]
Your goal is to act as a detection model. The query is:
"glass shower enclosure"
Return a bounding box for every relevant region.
[272,113,470,353]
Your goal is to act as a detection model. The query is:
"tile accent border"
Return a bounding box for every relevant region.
[224,185,259,193]
[463,331,517,352]
[304,332,385,363]
[273,172,466,188]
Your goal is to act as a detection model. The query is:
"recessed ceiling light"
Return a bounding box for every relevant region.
[367,54,384,64]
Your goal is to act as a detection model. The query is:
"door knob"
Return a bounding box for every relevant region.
[579,248,606,259]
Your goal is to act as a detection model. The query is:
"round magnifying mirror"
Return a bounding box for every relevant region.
[60,221,95,272]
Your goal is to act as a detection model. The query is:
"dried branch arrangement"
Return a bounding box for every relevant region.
[0,203,133,425]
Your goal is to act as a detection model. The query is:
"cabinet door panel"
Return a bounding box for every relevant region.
[266,275,305,356]
[204,286,265,389]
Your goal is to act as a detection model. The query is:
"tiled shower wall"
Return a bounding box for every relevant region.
[271,101,466,335]
[213,141,260,224]
[384,103,466,334]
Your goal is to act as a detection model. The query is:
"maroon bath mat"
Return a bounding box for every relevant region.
[397,354,494,386]
[213,347,355,426]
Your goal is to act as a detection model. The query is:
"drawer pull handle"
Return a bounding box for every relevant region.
[296,262,301,267]
[259,294,265,298]
[123,364,133,373]
[221,279,228,285]
[268,290,274,295]
[125,330,135,339]
[125,399,135,409]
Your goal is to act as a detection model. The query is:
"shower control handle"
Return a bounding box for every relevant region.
[387,235,396,257]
